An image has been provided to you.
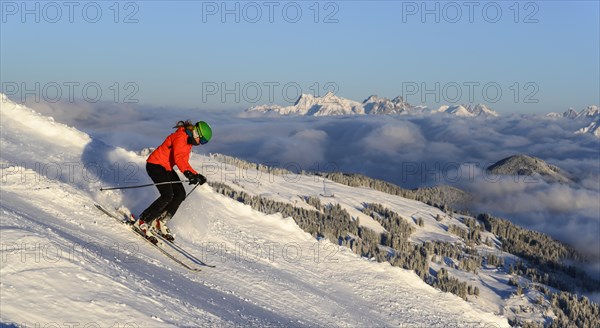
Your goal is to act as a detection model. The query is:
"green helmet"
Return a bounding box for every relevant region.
[194,121,212,145]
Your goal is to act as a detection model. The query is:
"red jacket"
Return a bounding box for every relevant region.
[147,127,198,174]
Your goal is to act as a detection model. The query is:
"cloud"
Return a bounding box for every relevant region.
[361,122,426,156]
[465,174,600,275]
[255,128,328,167]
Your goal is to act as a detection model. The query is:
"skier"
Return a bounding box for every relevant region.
[134,120,212,243]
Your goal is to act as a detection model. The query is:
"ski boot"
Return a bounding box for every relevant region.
[133,217,158,245]
[152,212,174,242]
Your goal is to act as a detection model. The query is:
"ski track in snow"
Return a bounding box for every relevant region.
[0,95,509,327]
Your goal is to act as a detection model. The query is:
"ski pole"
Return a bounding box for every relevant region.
[99,180,191,191]
[185,182,201,198]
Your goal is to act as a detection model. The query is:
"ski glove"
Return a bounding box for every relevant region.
[184,171,206,185]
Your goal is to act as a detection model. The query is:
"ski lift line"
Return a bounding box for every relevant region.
[321,179,335,198]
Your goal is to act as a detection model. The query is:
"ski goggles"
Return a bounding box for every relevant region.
[185,129,201,146]
[193,126,209,145]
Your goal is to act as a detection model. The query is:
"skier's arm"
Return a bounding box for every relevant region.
[172,133,198,175]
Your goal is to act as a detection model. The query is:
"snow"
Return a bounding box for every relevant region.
[564,108,579,119]
[575,118,600,138]
[0,95,510,326]
[361,95,414,114]
[576,105,600,119]
[437,104,500,118]
[247,93,365,116]
[546,105,599,120]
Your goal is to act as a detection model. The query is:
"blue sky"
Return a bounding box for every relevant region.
[1,1,598,113]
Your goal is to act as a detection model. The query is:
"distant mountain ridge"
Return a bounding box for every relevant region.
[546,106,599,138]
[575,119,600,138]
[247,93,499,117]
[547,105,599,119]
[437,104,499,117]
[361,95,415,114]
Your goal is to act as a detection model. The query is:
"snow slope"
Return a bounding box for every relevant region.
[1,95,509,326]
[201,156,568,324]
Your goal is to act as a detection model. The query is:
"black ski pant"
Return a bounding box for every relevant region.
[139,163,186,223]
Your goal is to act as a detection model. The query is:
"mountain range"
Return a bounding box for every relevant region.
[247,93,499,117]
[247,94,599,138]
[575,119,600,137]
[546,106,600,138]
[546,105,600,120]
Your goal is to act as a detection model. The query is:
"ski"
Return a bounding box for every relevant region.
[94,204,202,272]
[154,233,216,268]
[112,207,215,268]
[95,203,129,225]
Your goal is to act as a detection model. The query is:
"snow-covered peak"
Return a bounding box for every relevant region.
[577,105,600,119]
[292,93,319,115]
[546,106,599,120]
[362,94,383,103]
[248,94,491,117]
[362,94,413,114]
[437,105,450,112]
[311,92,365,116]
[248,93,364,116]
[439,104,470,116]
[575,118,600,138]
[563,108,579,119]
[391,96,406,104]
[437,104,499,118]
[293,92,316,106]
[469,104,499,117]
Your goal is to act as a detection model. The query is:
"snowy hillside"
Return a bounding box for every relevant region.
[0,95,511,326]
[247,93,498,117]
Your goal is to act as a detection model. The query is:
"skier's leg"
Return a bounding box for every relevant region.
[139,163,175,224]
[152,171,185,241]
[163,170,186,217]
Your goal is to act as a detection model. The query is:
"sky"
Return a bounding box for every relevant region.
[1,0,599,114]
